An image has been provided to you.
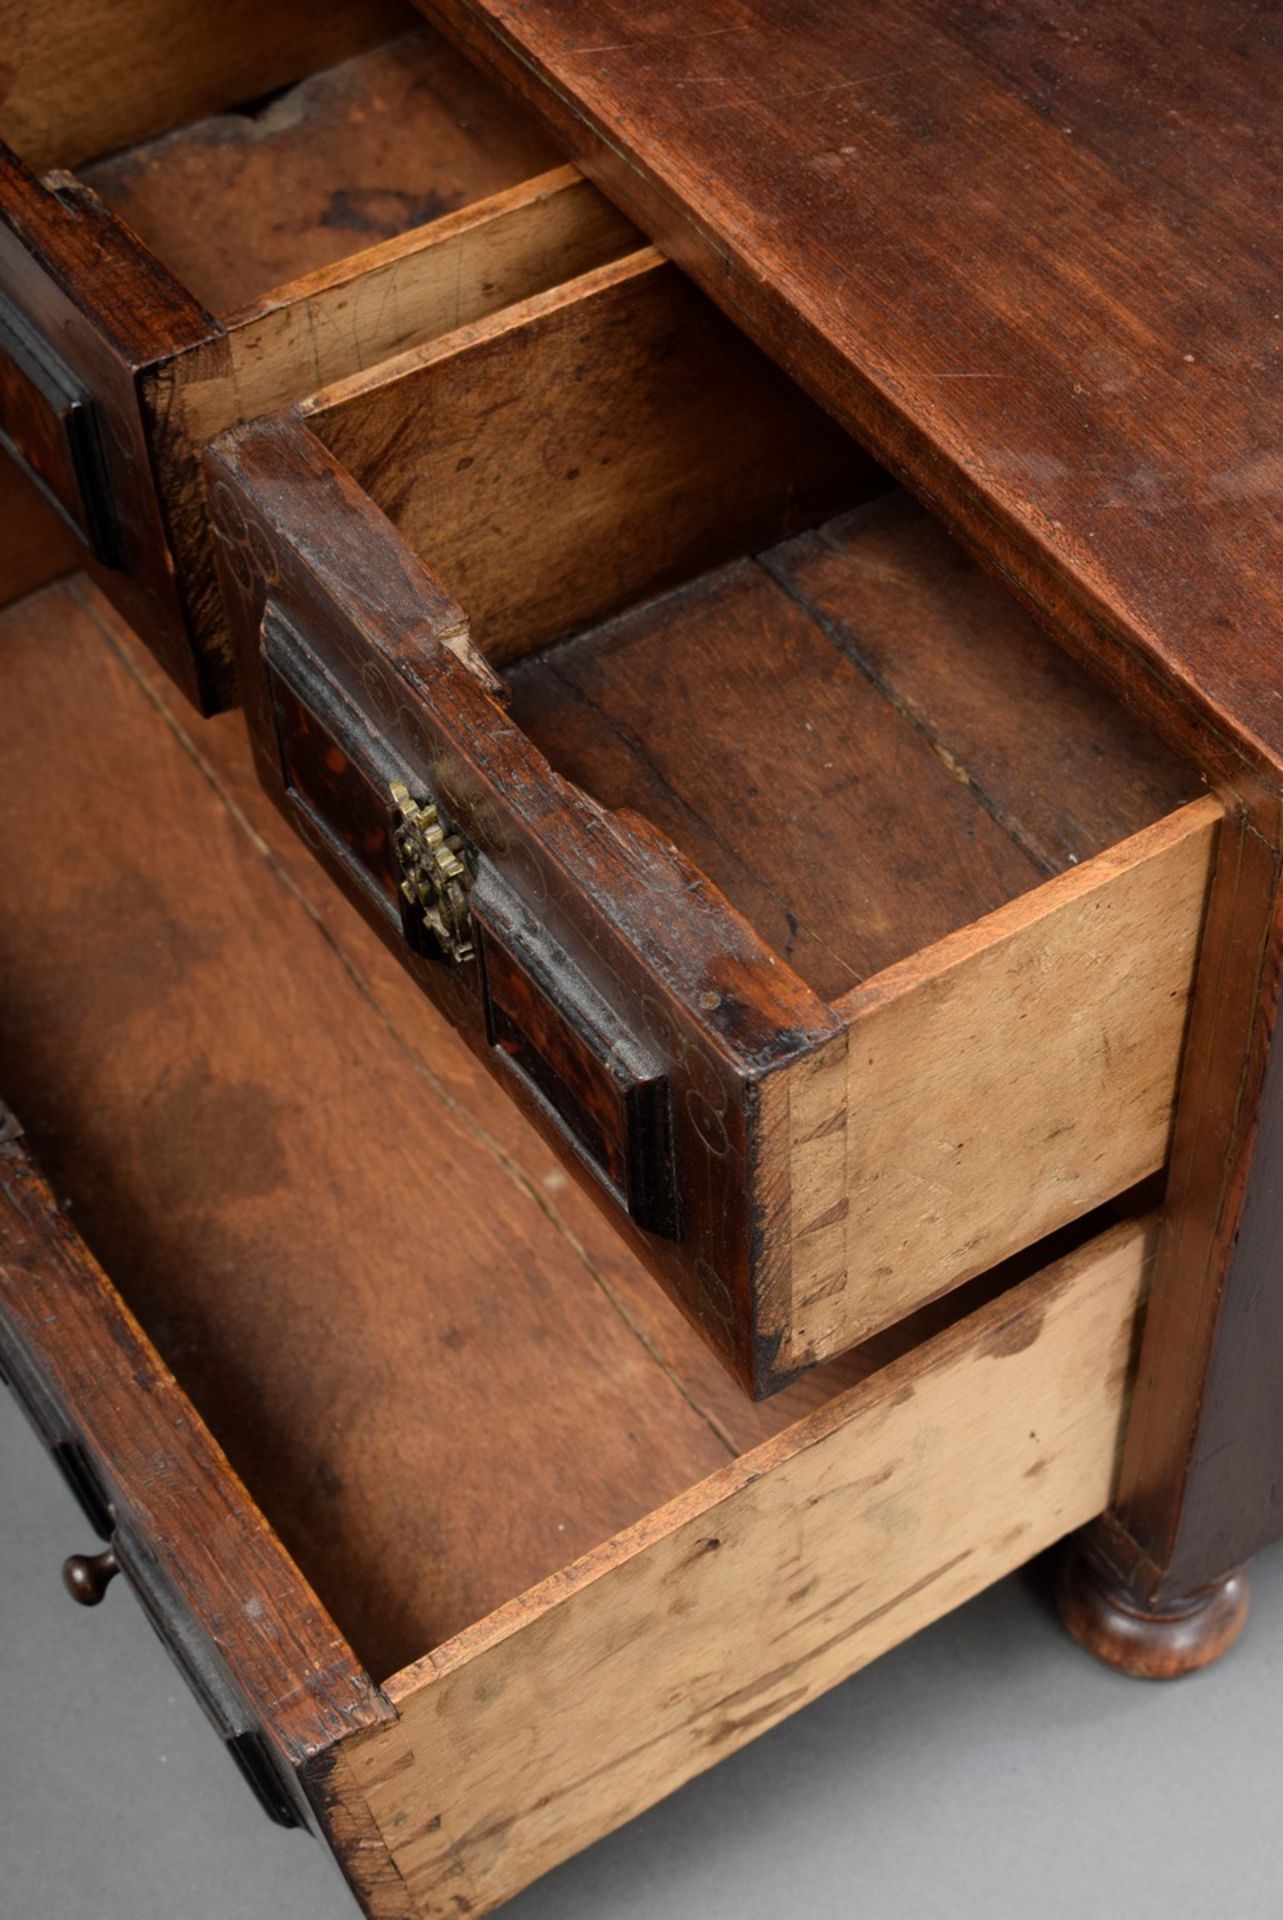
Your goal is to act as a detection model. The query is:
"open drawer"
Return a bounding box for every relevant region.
[0,584,1154,1916]
[0,1,634,708]
[205,245,1219,1395]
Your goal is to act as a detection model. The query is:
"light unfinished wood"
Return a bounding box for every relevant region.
[0,0,410,170]
[765,795,1220,1373]
[303,247,876,664]
[164,170,636,443]
[142,169,636,689]
[342,1215,1152,1919]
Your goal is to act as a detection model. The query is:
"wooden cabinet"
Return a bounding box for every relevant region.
[2,2,1277,1914]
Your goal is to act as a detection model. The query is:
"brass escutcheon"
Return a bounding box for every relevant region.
[389,779,474,966]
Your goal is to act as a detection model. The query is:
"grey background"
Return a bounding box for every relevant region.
[2,1384,1279,1920]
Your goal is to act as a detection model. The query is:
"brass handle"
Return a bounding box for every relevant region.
[62,1544,120,1605]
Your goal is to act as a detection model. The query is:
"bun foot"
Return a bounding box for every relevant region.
[1057,1543,1249,1679]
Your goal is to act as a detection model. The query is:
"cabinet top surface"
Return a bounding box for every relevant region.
[421,0,1283,783]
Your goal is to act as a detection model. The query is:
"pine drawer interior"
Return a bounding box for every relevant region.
[208,246,1218,1391]
[0,578,1153,1916]
[0,3,634,705]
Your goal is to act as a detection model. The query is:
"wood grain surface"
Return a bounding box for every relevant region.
[797,797,1218,1369]
[508,488,1199,1000]
[167,170,636,441]
[305,246,876,664]
[0,452,76,603]
[411,0,1283,798]
[767,492,1200,876]
[145,166,636,702]
[348,1213,1152,1919]
[0,0,413,170]
[83,30,558,316]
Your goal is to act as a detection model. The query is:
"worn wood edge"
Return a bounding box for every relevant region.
[143,168,636,691]
[0,1115,389,1775]
[303,1744,418,1920]
[175,168,639,439]
[222,164,629,329]
[833,793,1223,1025]
[300,239,664,421]
[384,1210,1153,1702]
[342,1213,1152,1915]
[749,1019,850,1390]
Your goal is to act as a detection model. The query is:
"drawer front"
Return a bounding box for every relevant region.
[260,603,684,1239]
[0,1102,388,1832]
[2,1320,299,1824]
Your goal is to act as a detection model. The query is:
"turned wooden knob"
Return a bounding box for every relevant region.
[62,1544,120,1606]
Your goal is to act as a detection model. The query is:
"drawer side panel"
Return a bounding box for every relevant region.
[343,1216,1152,1919]
[767,795,1219,1375]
